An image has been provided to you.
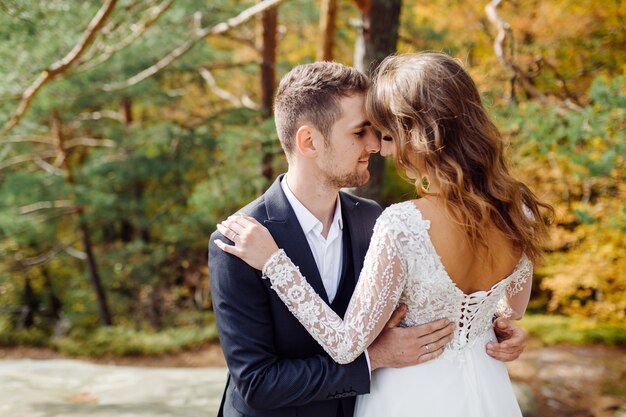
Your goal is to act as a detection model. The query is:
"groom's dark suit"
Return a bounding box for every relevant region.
[209,174,382,417]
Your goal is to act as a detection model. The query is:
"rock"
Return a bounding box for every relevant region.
[0,359,227,417]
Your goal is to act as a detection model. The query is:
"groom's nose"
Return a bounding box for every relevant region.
[364,128,381,154]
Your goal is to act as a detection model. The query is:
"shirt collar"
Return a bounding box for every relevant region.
[281,175,343,235]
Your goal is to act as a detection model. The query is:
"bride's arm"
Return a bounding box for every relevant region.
[216,211,408,364]
[263,217,407,364]
[498,205,536,321]
[497,259,533,320]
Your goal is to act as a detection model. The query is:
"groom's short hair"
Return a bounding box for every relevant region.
[274,62,369,157]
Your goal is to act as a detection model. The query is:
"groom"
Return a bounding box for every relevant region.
[209,62,527,417]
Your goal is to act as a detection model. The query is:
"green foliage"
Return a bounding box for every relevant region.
[0,0,286,340]
[53,324,218,357]
[0,329,50,348]
[381,159,417,206]
[0,317,50,347]
[519,314,626,345]
[494,75,626,323]
[0,0,623,353]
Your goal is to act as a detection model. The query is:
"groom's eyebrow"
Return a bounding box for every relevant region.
[350,120,371,129]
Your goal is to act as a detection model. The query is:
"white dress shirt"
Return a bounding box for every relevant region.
[281,177,344,303]
[280,176,372,375]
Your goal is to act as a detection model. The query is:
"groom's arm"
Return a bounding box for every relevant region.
[209,232,370,410]
[368,305,454,370]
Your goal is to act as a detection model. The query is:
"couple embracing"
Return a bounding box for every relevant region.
[209,52,551,417]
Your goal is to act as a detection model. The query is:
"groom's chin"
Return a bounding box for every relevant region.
[347,173,369,188]
[359,170,371,186]
[331,169,372,189]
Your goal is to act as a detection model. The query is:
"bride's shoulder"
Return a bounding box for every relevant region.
[377,200,430,231]
[381,199,426,217]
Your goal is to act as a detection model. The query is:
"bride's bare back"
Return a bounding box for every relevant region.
[414,198,522,295]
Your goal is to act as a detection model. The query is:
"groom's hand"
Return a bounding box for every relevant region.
[368,305,454,371]
[487,317,528,361]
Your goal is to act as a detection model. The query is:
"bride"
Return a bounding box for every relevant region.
[216,52,552,416]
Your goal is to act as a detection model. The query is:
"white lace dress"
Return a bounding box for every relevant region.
[262,201,531,417]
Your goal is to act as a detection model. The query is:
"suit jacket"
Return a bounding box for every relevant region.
[209,174,383,417]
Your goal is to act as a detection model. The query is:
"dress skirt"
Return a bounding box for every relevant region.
[354,329,522,417]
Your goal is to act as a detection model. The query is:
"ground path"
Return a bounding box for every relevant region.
[1,340,624,417]
[507,340,626,417]
[0,359,226,417]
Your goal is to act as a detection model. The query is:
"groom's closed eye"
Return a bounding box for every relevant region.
[354,125,371,137]
[352,121,373,138]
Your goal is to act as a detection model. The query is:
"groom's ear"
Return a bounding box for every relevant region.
[295,124,319,158]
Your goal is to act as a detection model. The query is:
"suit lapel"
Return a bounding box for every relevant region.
[339,192,369,284]
[263,175,330,304]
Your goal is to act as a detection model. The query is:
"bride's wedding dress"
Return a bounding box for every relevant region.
[262,201,529,416]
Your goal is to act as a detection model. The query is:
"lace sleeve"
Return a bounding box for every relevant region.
[262,213,408,364]
[496,257,533,320]
[496,205,536,320]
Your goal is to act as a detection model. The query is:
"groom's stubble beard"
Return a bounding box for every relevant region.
[321,147,371,189]
[324,167,370,189]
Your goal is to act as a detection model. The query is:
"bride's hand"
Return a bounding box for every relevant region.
[215,214,279,270]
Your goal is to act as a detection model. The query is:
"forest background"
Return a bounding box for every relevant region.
[0,0,624,357]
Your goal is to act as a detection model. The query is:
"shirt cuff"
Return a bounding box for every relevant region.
[364,349,372,379]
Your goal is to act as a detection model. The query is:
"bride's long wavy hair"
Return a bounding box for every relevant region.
[367,52,553,263]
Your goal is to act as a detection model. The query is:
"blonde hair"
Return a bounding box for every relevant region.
[367,52,553,263]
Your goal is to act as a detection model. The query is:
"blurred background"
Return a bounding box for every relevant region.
[0,1,624,416]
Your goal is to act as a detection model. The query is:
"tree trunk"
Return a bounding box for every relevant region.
[258,2,278,180]
[41,267,62,324]
[317,0,338,61]
[80,220,113,326]
[351,0,402,203]
[121,96,133,123]
[52,110,113,326]
[21,275,39,328]
[148,284,164,329]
